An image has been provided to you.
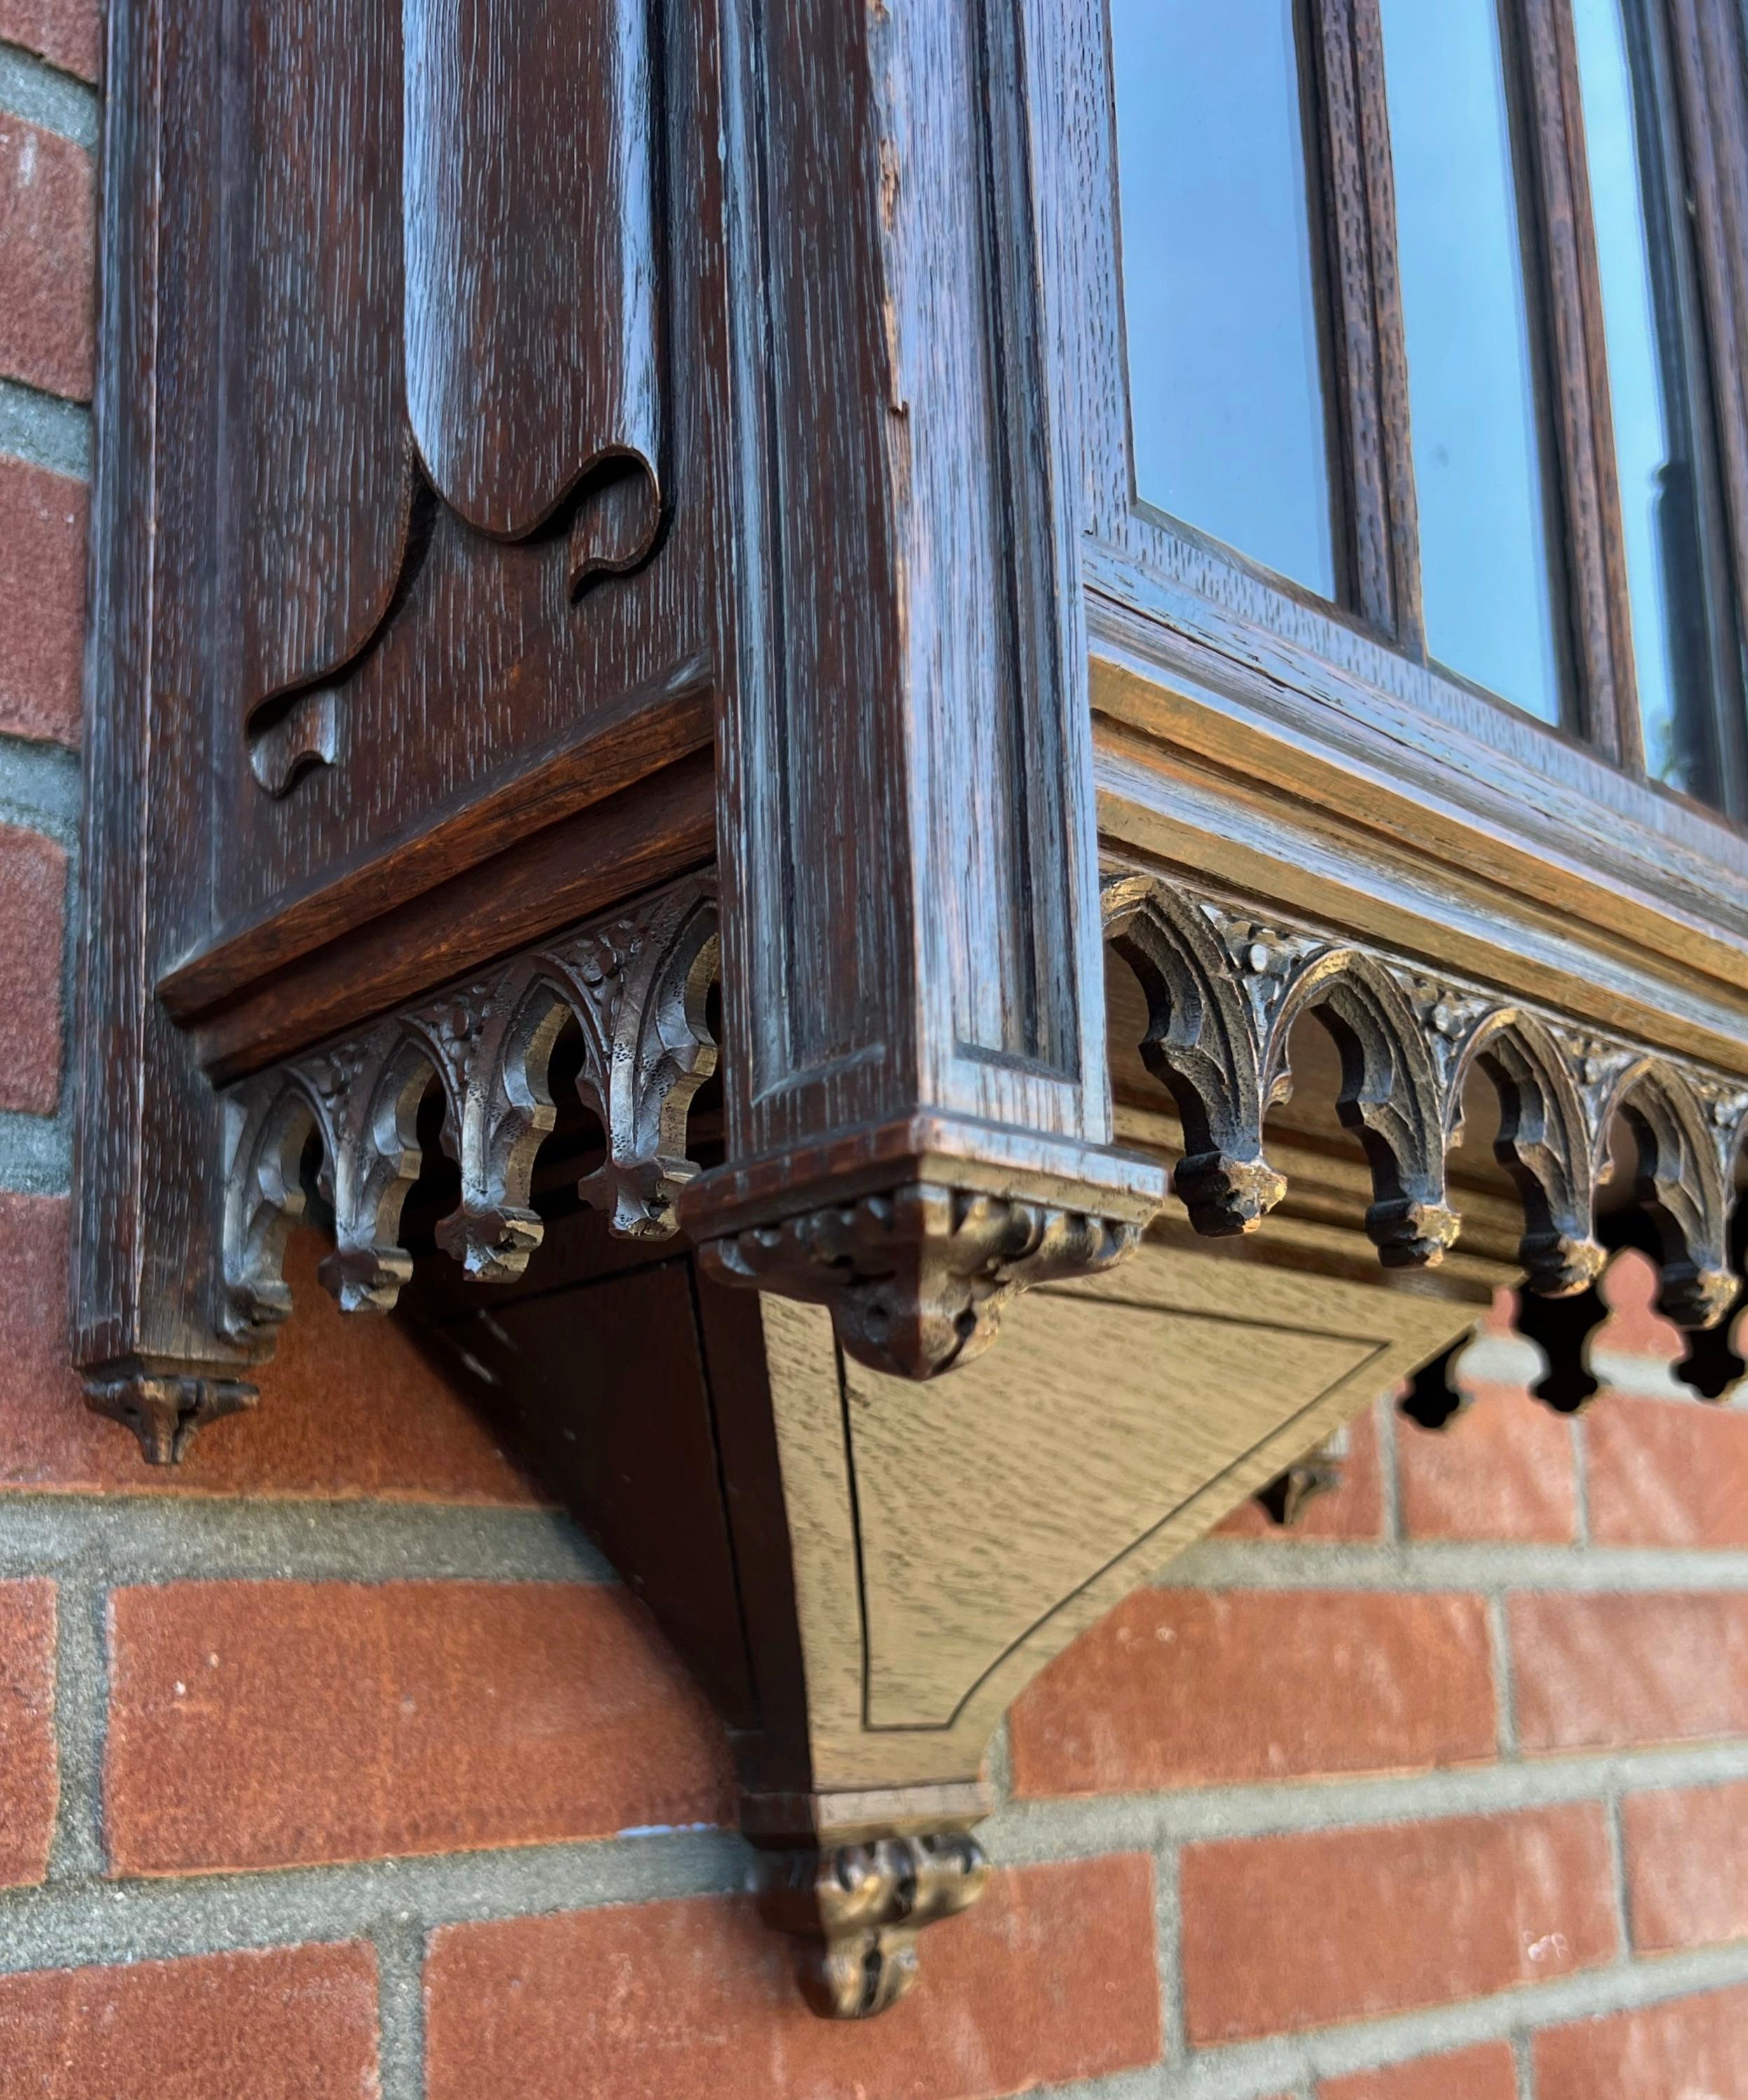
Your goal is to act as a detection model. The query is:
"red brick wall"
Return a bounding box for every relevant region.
[6,20,1748,2099]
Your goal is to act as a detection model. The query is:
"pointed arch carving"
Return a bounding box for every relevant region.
[1608,1062,1739,1328]
[220,874,718,1357]
[216,860,1748,1424]
[1101,863,1748,1344]
[1101,873,1283,1235]
[1457,1010,1605,1297]
[1267,948,1461,1269]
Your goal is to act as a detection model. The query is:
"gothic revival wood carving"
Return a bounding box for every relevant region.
[115,860,1748,1468]
[758,1834,991,2021]
[1102,867,1746,1333]
[402,0,661,558]
[92,876,717,1462]
[698,1186,1145,1380]
[229,0,663,785]
[228,0,414,756]
[73,0,1748,2026]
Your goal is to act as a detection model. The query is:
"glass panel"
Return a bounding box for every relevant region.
[1110,0,1337,598]
[1572,0,1719,797]
[1381,0,1566,722]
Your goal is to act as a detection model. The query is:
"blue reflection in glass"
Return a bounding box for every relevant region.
[1382,0,1566,722]
[1110,0,1337,598]
[1572,0,1698,790]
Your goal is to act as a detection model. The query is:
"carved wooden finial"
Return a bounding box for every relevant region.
[757,1833,990,2019]
[700,1185,1146,1380]
[86,1373,257,1468]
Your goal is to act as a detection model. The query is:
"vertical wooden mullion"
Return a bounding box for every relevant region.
[1311,0,1424,649]
[1513,0,1643,767]
[1665,0,1748,809]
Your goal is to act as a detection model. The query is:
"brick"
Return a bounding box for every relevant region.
[1396,1380,1577,1542]
[1534,1982,1748,2100]
[425,1858,1161,2100]
[1623,1778,1748,1953]
[0,1200,536,1500]
[0,456,83,745]
[0,0,103,81]
[0,1941,379,2097]
[1215,1403,1385,1542]
[0,116,93,399]
[1510,1593,1748,1753]
[1010,1589,1496,1797]
[1585,1392,1748,1549]
[0,1577,55,1886]
[1319,2043,1519,2100]
[1180,1803,1616,2045]
[0,823,64,1113]
[106,1579,732,1874]
[1592,1247,1686,1364]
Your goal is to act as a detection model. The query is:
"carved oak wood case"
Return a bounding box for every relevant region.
[75,0,1748,2018]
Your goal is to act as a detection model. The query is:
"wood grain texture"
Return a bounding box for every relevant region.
[703,0,1107,1155]
[1309,0,1422,644]
[1514,0,1639,765]
[403,0,661,549]
[225,0,413,742]
[1667,0,1748,810]
[760,1242,1472,1794]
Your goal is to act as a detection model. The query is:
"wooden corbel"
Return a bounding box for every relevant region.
[69,0,1748,2026]
[82,864,1737,2015]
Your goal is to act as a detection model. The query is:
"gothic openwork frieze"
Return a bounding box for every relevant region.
[97,859,1748,1473]
[1101,866,1748,1324]
[82,860,1748,2018]
[185,862,1745,1397]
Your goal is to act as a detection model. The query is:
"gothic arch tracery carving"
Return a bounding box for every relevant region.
[157,861,1748,1464]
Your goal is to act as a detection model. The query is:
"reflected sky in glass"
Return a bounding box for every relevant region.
[1571,0,1688,787]
[1381,0,1566,722]
[1110,0,1337,598]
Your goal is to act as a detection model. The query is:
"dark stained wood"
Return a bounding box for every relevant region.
[193,747,715,1081]
[1666,0,1748,808]
[226,0,413,749]
[404,1245,760,1726]
[1309,0,1423,645]
[69,0,1748,2022]
[161,676,713,1020]
[403,0,661,550]
[1512,0,1641,767]
[684,0,1164,1375]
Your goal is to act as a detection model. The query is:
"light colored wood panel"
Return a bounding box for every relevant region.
[848,1293,1379,1729]
[760,1242,1473,1797]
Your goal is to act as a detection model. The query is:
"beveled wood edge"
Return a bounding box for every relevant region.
[1092,643,1748,1071]
[192,749,716,1082]
[160,670,715,1022]
[1084,555,1748,938]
